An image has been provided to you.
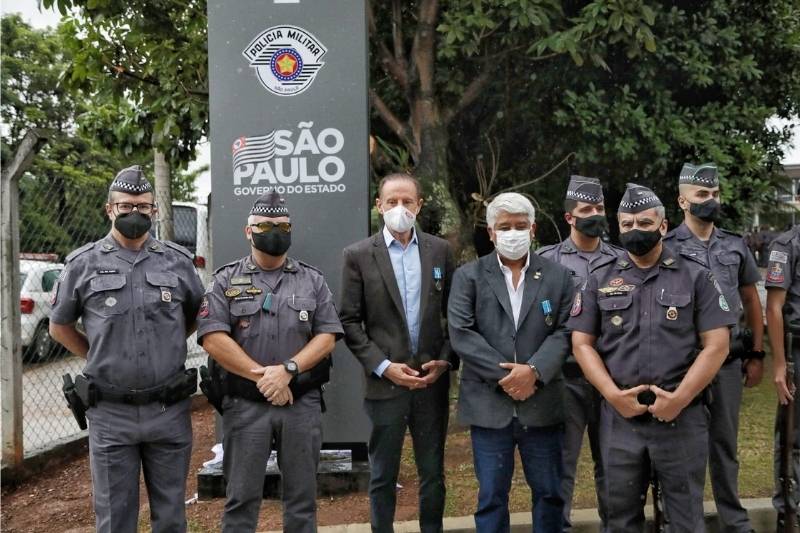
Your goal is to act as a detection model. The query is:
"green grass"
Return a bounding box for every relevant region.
[404,352,779,517]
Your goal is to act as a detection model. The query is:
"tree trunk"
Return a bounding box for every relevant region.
[154,149,173,242]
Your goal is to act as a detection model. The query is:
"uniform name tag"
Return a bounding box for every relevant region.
[231,275,252,285]
[97,269,119,275]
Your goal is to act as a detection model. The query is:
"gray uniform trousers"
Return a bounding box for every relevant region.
[560,377,607,532]
[87,397,192,533]
[222,391,323,533]
[600,401,709,533]
[773,343,800,516]
[708,360,751,532]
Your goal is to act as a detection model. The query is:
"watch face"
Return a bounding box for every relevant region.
[286,360,298,373]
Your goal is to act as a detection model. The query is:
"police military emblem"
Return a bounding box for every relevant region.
[242,25,328,96]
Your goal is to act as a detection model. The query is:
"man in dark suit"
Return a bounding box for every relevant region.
[448,192,573,532]
[340,173,456,533]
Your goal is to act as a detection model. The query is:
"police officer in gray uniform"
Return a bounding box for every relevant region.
[765,225,800,528]
[49,166,204,533]
[537,175,622,532]
[197,191,343,533]
[569,183,735,532]
[664,163,764,533]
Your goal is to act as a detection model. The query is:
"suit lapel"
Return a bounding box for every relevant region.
[372,232,408,326]
[484,253,515,325]
[418,233,433,320]
[517,253,543,328]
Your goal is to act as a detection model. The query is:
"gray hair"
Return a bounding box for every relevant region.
[486,193,536,228]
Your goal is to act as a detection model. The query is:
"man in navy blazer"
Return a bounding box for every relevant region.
[449,192,573,532]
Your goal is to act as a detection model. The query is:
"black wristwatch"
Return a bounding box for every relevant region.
[282,359,299,376]
[748,350,766,361]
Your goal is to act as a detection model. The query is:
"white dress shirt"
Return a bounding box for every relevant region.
[497,252,530,329]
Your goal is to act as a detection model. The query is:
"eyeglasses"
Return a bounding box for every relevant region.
[112,202,156,215]
[250,222,291,233]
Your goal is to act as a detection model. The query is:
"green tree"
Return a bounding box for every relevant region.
[44,0,208,166]
[46,0,800,253]
[1,14,146,258]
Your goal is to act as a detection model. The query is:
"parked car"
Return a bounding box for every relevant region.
[20,255,65,363]
[154,201,211,286]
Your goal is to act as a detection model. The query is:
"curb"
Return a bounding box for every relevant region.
[263,498,776,532]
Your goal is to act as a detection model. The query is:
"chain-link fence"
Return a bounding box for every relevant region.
[10,171,211,456]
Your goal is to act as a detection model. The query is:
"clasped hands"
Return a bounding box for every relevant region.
[383,360,449,390]
[498,362,538,401]
[611,384,688,422]
[250,364,293,406]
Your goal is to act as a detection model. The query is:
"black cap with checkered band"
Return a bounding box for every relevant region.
[618,183,663,214]
[250,190,290,217]
[566,175,604,204]
[678,163,719,188]
[109,165,153,195]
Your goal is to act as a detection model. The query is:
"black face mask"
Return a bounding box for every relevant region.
[114,212,152,239]
[251,230,291,256]
[574,214,608,238]
[689,199,721,223]
[619,228,662,257]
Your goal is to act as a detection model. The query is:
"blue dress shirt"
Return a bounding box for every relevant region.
[374,225,422,376]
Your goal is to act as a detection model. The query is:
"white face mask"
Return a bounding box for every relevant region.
[383,205,416,233]
[494,229,531,260]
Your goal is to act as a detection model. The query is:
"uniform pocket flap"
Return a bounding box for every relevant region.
[145,271,179,288]
[230,301,261,317]
[89,274,126,292]
[287,297,317,312]
[656,292,691,308]
[598,295,632,311]
[717,252,739,266]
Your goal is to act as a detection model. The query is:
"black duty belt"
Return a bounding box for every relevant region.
[92,368,197,406]
[222,358,331,409]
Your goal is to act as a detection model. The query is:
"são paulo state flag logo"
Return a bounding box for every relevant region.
[242,25,327,97]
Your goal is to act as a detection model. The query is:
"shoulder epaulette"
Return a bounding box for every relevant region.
[163,240,193,259]
[296,259,324,275]
[65,242,95,263]
[535,244,557,257]
[603,241,626,254]
[213,259,241,275]
[774,229,797,246]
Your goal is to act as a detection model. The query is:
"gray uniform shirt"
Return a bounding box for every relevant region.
[50,234,204,390]
[537,237,624,364]
[567,246,736,386]
[664,223,761,317]
[765,226,800,327]
[197,255,343,363]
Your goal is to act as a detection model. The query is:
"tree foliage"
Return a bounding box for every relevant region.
[43,0,208,167]
[1,14,144,257]
[41,0,800,252]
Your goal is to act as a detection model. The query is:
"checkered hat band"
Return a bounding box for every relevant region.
[566,191,602,203]
[679,175,717,185]
[110,180,152,193]
[250,205,289,215]
[620,197,660,209]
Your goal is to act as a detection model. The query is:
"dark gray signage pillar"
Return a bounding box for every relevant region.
[208,0,370,453]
